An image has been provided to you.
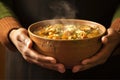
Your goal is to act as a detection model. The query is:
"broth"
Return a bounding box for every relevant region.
[34,24,101,40]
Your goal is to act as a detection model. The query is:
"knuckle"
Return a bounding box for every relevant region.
[23,51,29,57]
[36,61,45,67]
[22,48,30,57]
[23,55,33,64]
[35,55,44,62]
[26,58,32,63]
[35,56,39,61]
[16,28,26,36]
[17,29,23,35]
[23,55,29,61]
[40,63,45,67]
[22,48,28,54]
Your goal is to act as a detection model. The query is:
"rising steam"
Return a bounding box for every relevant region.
[49,0,77,19]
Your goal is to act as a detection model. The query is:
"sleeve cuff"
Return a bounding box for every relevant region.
[0,17,22,51]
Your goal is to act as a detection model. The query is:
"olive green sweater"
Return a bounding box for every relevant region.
[0,1,15,18]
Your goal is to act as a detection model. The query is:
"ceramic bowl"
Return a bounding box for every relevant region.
[28,19,106,68]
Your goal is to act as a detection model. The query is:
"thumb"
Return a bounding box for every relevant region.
[25,38,33,48]
[101,28,113,45]
[21,28,33,48]
[101,35,108,45]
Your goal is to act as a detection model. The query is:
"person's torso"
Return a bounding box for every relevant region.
[12,0,120,28]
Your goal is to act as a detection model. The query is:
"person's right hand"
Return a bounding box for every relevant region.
[9,28,65,73]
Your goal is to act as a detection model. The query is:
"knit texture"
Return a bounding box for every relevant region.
[0,17,22,51]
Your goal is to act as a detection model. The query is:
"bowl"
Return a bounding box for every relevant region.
[28,19,106,68]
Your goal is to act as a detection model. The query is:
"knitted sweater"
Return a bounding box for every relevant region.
[0,1,120,79]
[0,1,21,50]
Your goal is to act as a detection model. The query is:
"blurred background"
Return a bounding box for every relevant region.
[0,43,5,80]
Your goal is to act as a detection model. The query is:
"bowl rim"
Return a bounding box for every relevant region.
[28,19,106,41]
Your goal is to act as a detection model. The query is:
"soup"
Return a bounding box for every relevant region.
[34,24,101,40]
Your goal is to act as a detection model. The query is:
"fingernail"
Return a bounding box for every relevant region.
[82,61,88,65]
[72,66,80,73]
[58,65,65,73]
[58,69,65,73]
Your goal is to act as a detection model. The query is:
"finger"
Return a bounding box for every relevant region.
[72,62,98,73]
[25,48,57,64]
[102,35,108,45]
[81,45,113,66]
[14,28,31,45]
[17,31,32,45]
[81,43,112,65]
[15,36,32,53]
[40,63,65,73]
[72,65,93,73]
[16,40,56,64]
[26,56,65,73]
[81,45,110,65]
[16,35,57,64]
[23,36,33,48]
[72,65,83,73]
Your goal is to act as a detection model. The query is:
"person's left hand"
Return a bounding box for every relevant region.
[72,28,120,73]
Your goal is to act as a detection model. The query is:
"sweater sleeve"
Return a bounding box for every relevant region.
[0,1,22,51]
[0,2,14,19]
[112,5,120,21]
[111,4,120,32]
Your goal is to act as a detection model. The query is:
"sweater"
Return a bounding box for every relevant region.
[0,0,120,79]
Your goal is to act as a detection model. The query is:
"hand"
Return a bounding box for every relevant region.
[9,28,65,73]
[72,28,120,73]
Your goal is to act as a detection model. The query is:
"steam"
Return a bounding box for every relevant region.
[49,0,77,19]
